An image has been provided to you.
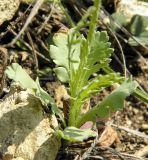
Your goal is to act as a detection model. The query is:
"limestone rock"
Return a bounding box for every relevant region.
[0,86,61,160]
[117,0,148,21]
[0,0,38,25]
[0,0,20,25]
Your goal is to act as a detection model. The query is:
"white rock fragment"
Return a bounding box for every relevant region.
[0,86,61,160]
[0,0,20,25]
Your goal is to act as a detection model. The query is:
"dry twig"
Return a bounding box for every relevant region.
[81,133,99,160]
[10,0,44,46]
[95,146,125,160]
[37,3,55,34]
[26,32,39,71]
[112,124,148,140]
[4,28,50,63]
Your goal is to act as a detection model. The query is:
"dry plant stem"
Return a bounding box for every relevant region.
[109,31,147,92]
[95,147,125,160]
[116,33,148,67]
[73,4,83,17]
[74,155,80,160]
[34,37,49,53]
[26,32,39,71]
[102,8,148,51]
[37,3,55,34]
[57,0,75,28]
[4,28,50,63]
[81,134,99,160]
[107,28,127,78]
[128,47,148,66]
[0,47,8,96]
[121,153,145,160]
[87,155,104,160]
[63,0,85,17]
[10,0,44,46]
[0,4,32,40]
[113,52,130,76]
[112,124,148,140]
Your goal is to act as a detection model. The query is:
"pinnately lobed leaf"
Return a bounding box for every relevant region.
[49,31,81,82]
[71,31,114,97]
[5,63,66,126]
[5,63,37,89]
[57,126,97,142]
[5,63,51,105]
[76,80,138,127]
[49,30,113,84]
[68,31,117,126]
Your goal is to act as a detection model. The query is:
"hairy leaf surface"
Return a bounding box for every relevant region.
[49,31,81,82]
[76,80,138,127]
[68,31,115,126]
[57,126,97,142]
[5,63,65,126]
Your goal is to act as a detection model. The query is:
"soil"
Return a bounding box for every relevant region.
[0,1,147,160]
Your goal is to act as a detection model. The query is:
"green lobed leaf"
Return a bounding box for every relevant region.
[57,126,97,142]
[71,31,113,97]
[54,67,69,83]
[5,63,38,90]
[69,31,115,126]
[49,31,81,82]
[5,63,66,126]
[77,73,123,102]
[76,80,138,127]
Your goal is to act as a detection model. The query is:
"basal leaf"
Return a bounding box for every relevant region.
[5,63,37,90]
[5,63,66,126]
[49,31,81,82]
[76,80,138,127]
[57,126,97,142]
[77,73,123,102]
[54,67,69,83]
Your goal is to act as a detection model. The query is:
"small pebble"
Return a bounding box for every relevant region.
[141,124,148,130]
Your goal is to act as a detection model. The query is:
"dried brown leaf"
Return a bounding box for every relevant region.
[98,126,120,147]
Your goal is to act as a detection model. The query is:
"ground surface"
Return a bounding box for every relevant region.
[0,1,147,160]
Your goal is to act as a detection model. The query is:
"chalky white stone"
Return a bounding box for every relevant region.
[0,0,20,25]
[0,85,61,160]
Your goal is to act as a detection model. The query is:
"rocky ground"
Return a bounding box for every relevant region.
[0,0,147,160]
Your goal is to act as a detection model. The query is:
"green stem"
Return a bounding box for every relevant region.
[68,0,101,126]
[87,0,101,46]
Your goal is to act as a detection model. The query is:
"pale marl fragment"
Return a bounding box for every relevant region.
[0,85,61,160]
[0,0,20,25]
[118,0,148,21]
[135,146,148,158]
[0,0,37,26]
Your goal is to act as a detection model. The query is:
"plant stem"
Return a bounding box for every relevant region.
[68,0,101,126]
[87,0,101,46]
